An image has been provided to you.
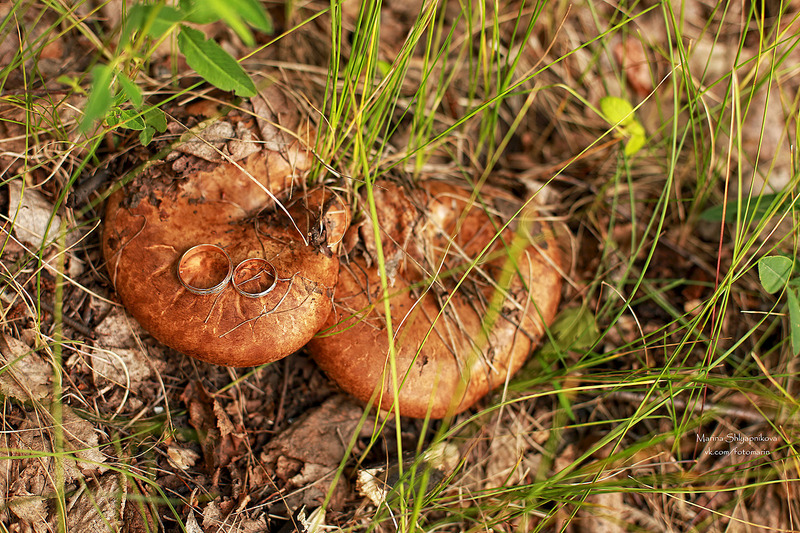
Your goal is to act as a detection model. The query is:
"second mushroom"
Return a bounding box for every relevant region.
[308,180,564,419]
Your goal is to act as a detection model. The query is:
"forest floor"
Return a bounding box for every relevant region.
[1,1,799,532]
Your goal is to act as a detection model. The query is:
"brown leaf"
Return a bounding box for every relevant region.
[251,85,303,153]
[122,481,157,533]
[575,492,629,533]
[0,334,53,401]
[181,381,244,473]
[66,472,125,533]
[261,395,365,508]
[227,122,261,161]
[213,400,237,437]
[176,120,235,162]
[92,308,141,349]
[185,510,205,533]
[168,445,201,470]
[90,308,159,400]
[61,404,107,476]
[182,381,221,470]
[7,180,62,248]
[8,491,49,533]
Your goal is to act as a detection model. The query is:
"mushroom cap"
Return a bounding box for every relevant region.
[103,146,348,367]
[308,180,564,418]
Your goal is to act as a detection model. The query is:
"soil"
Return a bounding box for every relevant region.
[1,1,797,532]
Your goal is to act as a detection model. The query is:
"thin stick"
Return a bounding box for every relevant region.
[609,390,771,424]
[39,300,95,339]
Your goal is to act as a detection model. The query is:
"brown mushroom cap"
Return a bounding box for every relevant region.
[103,137,348,367]
[308,180,564,418]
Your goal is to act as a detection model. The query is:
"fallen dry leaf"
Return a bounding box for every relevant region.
[250,85,307,155]
[8,490,49,533]
[614,37,652,98]
[356,442,459,507]
[484,431,534,488]
[202,501,223,530]
[176,120,237,162]
[91,308,141,349]
[261,395,365,509]
[181,381,244,473]
[88,346,152,389]
[66,472,125,533]
[61,404,108,476]
[6,180,62,248]
[227,121,261,161]
[88,308,158,411]
[185,510,204,533]
[168,445,201,471]
[0,334,53,401]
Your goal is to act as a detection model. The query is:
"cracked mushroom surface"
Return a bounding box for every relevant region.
[103,92,348,367]
[308,180,565,419]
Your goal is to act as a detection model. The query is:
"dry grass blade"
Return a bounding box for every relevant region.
[1,0,799,532]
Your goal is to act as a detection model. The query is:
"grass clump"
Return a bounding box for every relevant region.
[1,0,799,532]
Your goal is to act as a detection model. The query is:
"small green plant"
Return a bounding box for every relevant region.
[699,192,789,223]
[106,99,168,146]
[758,255,800,354]
[698,187,799,355]
[80,0,272,138]
[599,95,646,156]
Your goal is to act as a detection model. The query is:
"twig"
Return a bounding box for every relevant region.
[608,390,771,424]
[66,170,110,210]
[39,300,95,339]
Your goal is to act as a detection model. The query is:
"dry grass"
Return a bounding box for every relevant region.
[1,0,799,532]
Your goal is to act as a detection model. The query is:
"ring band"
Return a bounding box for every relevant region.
[232,258,278,298]
[177,244,233,295]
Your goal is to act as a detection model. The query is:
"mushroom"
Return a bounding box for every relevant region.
[307,180,564,418]
[102,93,349,367]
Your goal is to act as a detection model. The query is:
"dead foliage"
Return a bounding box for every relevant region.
[1,1,798,532]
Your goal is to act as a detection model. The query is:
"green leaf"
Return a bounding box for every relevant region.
[227,0,272,33]
[210,0,273,45]
[181,0,273,45]
[758,255,793,294]
[80,65,114,133]
[787,288,800,355]
[179,0,219,24]
[144,107,168,132]
[601,96,646,156]
[57,75,83,93]
[177,26,257,97]
[139,126,156,146]
[125,4,182,41]
[147,6,183,39]
[117,73,142,107]
[624,135,645,156]
[120,5,146,46]
[699,193,788,223]
[600,96,635,126]
[627,120,645,138]
[107,108,146,130]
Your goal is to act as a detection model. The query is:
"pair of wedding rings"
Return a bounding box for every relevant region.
[177,244,277,298]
